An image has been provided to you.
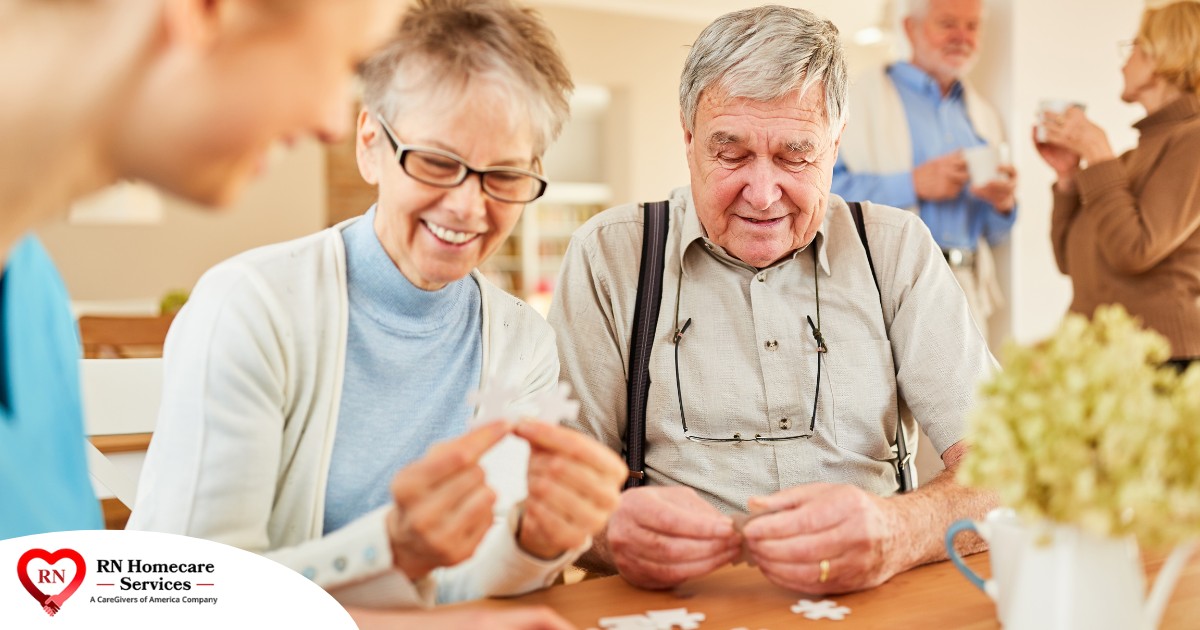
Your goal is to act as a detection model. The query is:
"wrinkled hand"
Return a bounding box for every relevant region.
[513,421,627,560]
[913,151,969,201]
[969,164,1017,213]
[349,605,576,630]
[743,483,899,594]
[387,421,509,581]
[607,486,741,589]
[1039,106,1114,165]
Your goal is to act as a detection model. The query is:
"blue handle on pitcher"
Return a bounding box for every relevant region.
[945,519,986,591]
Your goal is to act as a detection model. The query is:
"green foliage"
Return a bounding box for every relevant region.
[160,289,189,316]
[959,305,1200,549]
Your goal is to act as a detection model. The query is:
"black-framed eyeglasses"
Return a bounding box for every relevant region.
[374,113,548,204]
[672,312,828,444]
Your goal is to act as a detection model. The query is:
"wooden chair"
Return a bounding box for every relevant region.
[81,358,163,529]
[78,314,175,359]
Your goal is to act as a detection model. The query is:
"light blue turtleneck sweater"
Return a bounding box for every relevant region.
[323,207,482,535]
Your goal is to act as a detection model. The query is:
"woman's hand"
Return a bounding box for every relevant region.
[513,421,627,560]
[1039,106,1115,166]
[386,421,511,581]
[1033,126,1082,193]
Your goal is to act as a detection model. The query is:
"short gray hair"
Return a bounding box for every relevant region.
[679,5,848,139]
[359,0,573,157]
[904,0,989,21]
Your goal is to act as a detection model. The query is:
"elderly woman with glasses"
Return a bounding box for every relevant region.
[1036,1,1200,369]
[128,0,626,610]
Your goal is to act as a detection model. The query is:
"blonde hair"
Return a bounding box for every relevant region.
[1137,1,1200,95]
[359,0,573,157]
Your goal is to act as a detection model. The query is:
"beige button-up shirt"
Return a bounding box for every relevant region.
[549,187,994,513]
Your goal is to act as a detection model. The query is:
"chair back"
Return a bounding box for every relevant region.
[78,314,174,358]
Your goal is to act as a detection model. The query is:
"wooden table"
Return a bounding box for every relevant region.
[439,550,1200,628]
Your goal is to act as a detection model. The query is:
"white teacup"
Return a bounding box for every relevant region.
[963,143,1010,186]
[1036,99,1086,142]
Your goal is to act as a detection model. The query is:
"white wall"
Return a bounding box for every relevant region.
[36,140,327,302]
[997,0,1144,345]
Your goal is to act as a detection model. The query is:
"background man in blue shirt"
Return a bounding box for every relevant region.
[833,0,1018,333]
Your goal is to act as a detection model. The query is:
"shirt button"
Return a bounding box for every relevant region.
[765,340,778,350]
[333,557,348,572]
[780,418,790,430]
[756,273,766,282]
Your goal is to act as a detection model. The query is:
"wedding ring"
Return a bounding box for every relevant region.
[818,559,831,584]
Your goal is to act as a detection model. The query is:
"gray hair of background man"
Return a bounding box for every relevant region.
[679,5,848,141]
[359,0,573,157]
[903,0,989,21]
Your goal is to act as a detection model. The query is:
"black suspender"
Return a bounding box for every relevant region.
[623,201,670,489]
[624,200,915,494]
[848,201,914,493]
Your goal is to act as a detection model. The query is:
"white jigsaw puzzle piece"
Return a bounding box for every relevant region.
[790,598,851,621]
[645,607,706,630]
[467,378,522,427]
[528,381,580,425]
[597,614,659,630]
[469,379,581,427]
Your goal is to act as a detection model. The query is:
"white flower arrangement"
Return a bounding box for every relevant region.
[959,305,1200,548]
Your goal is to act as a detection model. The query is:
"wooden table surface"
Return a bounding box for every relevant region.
[440,549,1200,629]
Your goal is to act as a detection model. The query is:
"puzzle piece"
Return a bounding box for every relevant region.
[790,599,851,621]
[596,608,706,630]
[645,607,706,629]
[596,614,659,630]
[468,380,581,428]
[528,382,580,425]
[468,380,522,426]
[730,513,755,567]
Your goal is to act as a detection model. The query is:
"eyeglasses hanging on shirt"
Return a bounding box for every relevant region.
[672,246,827,444]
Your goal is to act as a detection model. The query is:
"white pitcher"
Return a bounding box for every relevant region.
[946,508,1196,629]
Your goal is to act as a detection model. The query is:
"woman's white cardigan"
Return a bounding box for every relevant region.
[128,218,581,607]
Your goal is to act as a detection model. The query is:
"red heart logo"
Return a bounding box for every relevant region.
[17,548,87,616]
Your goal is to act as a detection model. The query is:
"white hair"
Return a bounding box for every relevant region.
[679,5,848,140]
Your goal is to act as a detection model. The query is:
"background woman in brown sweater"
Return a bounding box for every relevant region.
[1035,1,1200,368]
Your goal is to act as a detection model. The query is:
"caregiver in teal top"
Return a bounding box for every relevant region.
[128,0,627,610]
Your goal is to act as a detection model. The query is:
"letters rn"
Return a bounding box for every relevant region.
[38,570,68,583]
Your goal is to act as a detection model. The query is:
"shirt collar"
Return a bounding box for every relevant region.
[889,61,964,102]
[678,187,831,276]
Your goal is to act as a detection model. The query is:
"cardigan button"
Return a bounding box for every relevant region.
[333,557,348,572]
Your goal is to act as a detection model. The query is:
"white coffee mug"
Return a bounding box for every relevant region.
[963,143,1010,186]
[1036,99,1085,142]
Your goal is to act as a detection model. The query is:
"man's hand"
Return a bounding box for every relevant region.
[913,151,969,201]
[349,606,575,630]
[386,421,510,581]
[513,421,627,560]
[607,486,742,589]
[743,483,900,594]
[969,164,1017,213]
